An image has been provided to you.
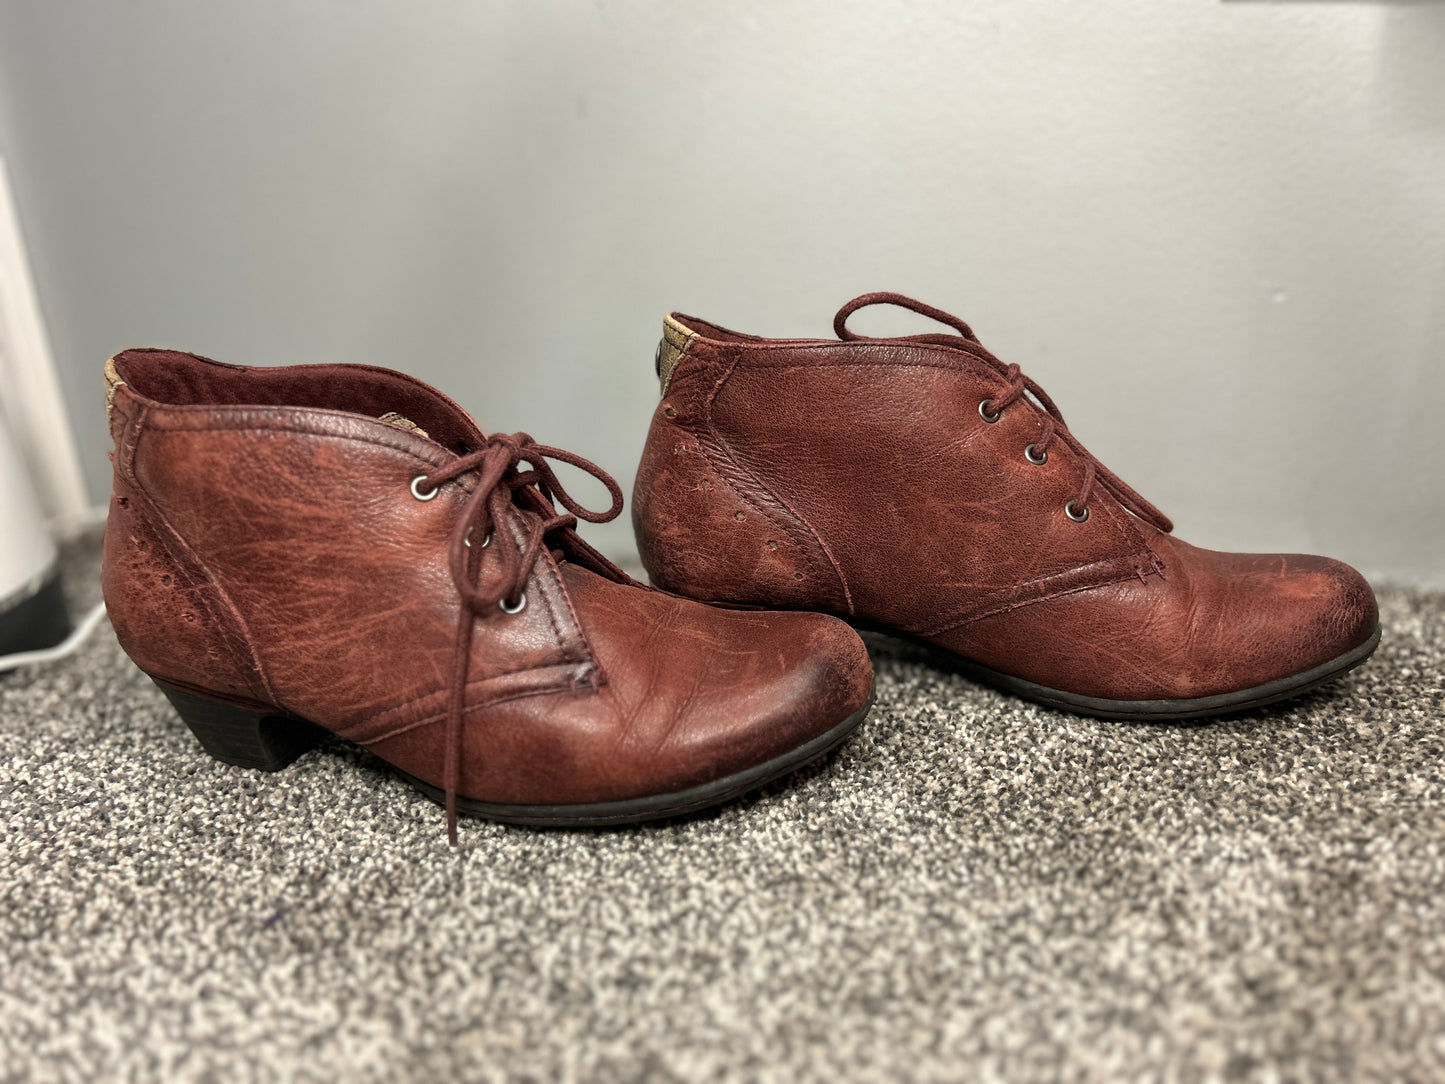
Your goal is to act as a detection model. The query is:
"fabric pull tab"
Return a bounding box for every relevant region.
[657,315,698,395]
[380,412,430,439]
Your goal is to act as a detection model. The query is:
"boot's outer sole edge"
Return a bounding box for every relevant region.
[851,622,1381,721]
[398,691,875,827]
[151,673,874,828]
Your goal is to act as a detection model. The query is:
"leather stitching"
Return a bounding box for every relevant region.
[360,668,602,745]
[699,348,856,613]
[542,550,607,689]
[673,355,834,588]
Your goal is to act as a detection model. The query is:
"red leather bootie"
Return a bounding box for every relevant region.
[101,350,873,839]
[632,292,1379,720]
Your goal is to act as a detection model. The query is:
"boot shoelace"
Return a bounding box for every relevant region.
[411,432,623,844]
[834,292,1172,533]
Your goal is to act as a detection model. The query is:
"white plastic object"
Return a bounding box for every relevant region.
[0,412,55,607]
[0,413,107,672]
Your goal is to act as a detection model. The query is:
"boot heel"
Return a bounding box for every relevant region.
[152,680,319,770]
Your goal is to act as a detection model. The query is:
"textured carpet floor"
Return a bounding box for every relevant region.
[2,534,1443,1083]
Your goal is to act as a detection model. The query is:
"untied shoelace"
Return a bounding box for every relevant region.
[834,292,1173,534]
[415,433,623,844]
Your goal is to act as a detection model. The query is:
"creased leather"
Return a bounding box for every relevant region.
[133,407,592,733]
[370,564,874,804]
[102,349,874,806]
[104,392,274,704]
[933,531,1378,700]
[633,300,1379,702]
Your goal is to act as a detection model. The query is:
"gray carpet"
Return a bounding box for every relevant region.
[3,532,1443,1083]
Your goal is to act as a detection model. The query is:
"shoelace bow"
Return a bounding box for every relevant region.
[834,292,1172,533]
[416,432,624,844]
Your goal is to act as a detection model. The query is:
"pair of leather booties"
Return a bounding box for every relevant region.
[101,293,1379,840]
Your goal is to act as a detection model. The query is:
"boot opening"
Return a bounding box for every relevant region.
[108,348,484,452]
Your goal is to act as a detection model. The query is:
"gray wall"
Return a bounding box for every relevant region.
[1,0,1442,583]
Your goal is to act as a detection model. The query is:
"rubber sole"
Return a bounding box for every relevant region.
[850,623,1382,721]
[152,677,873,828]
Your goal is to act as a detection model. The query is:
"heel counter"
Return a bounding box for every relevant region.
[632,344,849,614]
[101,387,272,702]
[632,399,720,597]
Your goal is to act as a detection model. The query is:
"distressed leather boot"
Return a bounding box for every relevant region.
[632,292,1379,720]
[102,349,873,840]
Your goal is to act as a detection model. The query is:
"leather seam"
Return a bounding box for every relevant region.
[700,356,838,601]
[123,406,281,706]
[447,513,592,702]
[645,417,834,590]
[919,560,1153,636]
[1093,484,1153,566]
[696,339,981,361]
[720,351,992,373]
[358,668,598,744]
[140,412,454,462]
[542,550,606,689]
[700,350,856,613]
[528,537,602,688]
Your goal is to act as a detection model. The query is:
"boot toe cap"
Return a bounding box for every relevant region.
[517,569,875,804]
[1171,549,1378,698]
[663,607,875,783]
[1162,549,1378,697]
[1272,553,1378,663]
[931,543,1379,704]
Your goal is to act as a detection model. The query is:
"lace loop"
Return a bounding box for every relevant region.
[835,291,980,343]
[421,432,623,843]
[834,293,1173,533]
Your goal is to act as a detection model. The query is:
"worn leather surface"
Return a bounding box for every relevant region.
[104,392,273,704]
[632,305,1378,702]
[102,350,873,805]
[371,564,873,804]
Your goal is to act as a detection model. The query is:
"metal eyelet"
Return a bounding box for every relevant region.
[463,528,492,549]
[410,475,439,501]
[499,593,527,615]
[1024,444,1048,465]
[979,399,1002,423]
[1065,500,1090,523]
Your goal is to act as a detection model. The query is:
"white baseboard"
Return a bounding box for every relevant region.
[0,151,91,525]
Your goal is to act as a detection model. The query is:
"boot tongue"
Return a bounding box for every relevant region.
[379,412,430,439]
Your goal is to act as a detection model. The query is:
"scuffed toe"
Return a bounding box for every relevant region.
[1256,554,1379,678]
